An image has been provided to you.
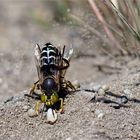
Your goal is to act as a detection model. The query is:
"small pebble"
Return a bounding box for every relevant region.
[101,84,110,91]
[94,109,104,119]
[28,121,33,125]
[121,96,128,104]
[98,88,105,96]
[73,80,80,89]
[23,105,29,112]
[94,109,101,115]
[97,113,104,119]
[66,137,73,140]
[28,108,38,117]
[116,96,128,105]
[123,89,133,99]
[15,101,22,107]
[123,89,131,94]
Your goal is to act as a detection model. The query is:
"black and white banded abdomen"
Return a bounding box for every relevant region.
[40,43,61,70]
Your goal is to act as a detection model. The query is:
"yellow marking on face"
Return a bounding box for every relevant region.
[41,92,59,107]
[41,94,47,103]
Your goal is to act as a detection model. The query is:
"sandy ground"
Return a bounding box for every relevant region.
[0,1,140,140]
[1,55,140,140]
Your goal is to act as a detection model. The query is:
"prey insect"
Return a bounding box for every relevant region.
[25,43,75,122]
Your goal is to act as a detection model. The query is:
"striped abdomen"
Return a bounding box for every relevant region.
[40,43,61,72]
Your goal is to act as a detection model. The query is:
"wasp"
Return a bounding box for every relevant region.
[25,43,75,118]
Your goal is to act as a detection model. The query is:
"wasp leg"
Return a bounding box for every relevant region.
[61,80,76,91]
[58,98,64,113]
[29,84,36,94]
[66,81,76,91]
[29,80,39,94]
[28,101,41,117]
[41,105,45,118]
[35,100,41,115]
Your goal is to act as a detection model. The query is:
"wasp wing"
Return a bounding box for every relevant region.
[63,45,74,61]
[60,46,74,80]
[34,44,42,81]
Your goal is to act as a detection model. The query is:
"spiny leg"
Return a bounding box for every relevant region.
[29,84,36,94]
[61,80,76,91]
[28,100,41,117]
[66,81,76,91]
[35,100,41,115]
[29,80,39,94]
[58,98,64,113]
[41,105,45,118]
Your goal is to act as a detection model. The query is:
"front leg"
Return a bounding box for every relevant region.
[28,100,41,117]
[35,100,41,115]
[29,84,36,94]
[58,98,64,114]
[29,80,39,94]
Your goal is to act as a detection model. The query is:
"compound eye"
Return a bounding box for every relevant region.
[41,78,58,94]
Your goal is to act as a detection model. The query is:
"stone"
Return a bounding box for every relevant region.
[28,108,38,117]
[73,80,80,89]
[98,88,105,96]
[101,84,110,91]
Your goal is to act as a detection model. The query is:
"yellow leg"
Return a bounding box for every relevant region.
[58,98,64,113]
[29,80,39,94]
[29,84,36,94]
[35,100,41,115]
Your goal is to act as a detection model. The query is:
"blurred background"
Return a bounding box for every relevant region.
[0,0,140,100]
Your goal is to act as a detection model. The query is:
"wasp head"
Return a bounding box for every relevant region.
[41,78,59,97]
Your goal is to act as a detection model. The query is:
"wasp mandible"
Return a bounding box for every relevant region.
[26,43,75,121]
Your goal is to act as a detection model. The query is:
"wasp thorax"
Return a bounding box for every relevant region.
[41,78,59,95]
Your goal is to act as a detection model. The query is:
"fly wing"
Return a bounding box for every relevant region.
[34,44,42,81]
